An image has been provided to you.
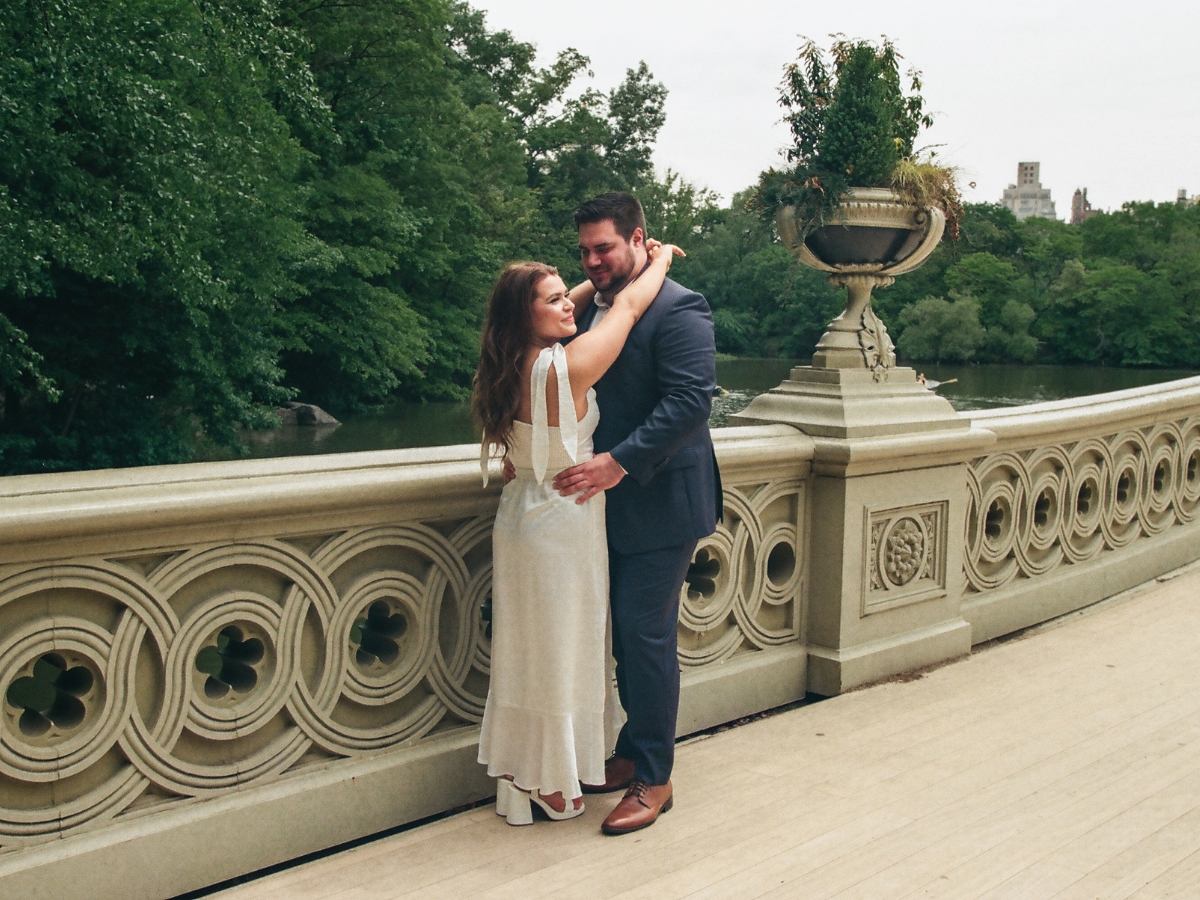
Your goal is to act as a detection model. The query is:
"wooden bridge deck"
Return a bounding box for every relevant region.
[210,565,1200,900]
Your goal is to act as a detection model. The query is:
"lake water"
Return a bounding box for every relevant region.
[240,361,1200,459]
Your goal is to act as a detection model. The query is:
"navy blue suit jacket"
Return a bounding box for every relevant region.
[575,277,723,555]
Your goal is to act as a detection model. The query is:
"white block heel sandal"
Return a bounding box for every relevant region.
[497,779,584,825]
[502,782,533,826]
[495,778,512,818]
[529,791,584,822]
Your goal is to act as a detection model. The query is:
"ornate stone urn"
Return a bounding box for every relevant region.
[777,187,944,374]
[732,187,961,439]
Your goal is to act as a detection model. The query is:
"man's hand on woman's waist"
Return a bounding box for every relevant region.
[553,453,628,504]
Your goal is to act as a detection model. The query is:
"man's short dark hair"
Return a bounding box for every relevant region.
[573,192,647,241]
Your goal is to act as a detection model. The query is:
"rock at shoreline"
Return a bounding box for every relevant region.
[277,402,340,426]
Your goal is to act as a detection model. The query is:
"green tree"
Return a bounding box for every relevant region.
[444,3,672,277]
[0,0,326,474]
[872,203,1019,329]
[278,0,536,408]
[1153,227,1200,366]
[523,62,670,278]
[1042,259,1174,366]
[943,253,1019,321]
[990,300,1039,362]
[674,191,842,358]
[1018,216,1083,293]
[958,203,1023,258]
[681,188,1200,370]
[897,295,986,362]
[0,0,687,474]
[939,253,1036,361]
[639,170,722,245]
[817,41,921,186]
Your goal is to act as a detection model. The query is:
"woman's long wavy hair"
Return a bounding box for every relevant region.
[472,262,559,457]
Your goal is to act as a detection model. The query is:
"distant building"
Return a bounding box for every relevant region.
[1070,188,1099,224]
[1178,189,1198,208]
[1000,162,1057,220]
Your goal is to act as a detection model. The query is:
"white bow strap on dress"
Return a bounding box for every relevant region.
[481,441,493,488]
[530,344,578,483]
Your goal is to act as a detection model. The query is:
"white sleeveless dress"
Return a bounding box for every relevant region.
[477,344,614,801]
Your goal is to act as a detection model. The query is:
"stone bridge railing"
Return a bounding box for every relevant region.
[3,376,1200,899]
[0,424,812,899]
[962,378,1200,642]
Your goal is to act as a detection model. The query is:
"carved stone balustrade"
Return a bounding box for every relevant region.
[961,377,1200,642]
[0,425,812,899]
[3,375,1200,899]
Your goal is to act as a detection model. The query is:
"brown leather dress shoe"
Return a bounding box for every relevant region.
[581,755,635,794]
[600,778,673,835]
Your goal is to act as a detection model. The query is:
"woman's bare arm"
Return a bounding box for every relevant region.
[563,243,683,392]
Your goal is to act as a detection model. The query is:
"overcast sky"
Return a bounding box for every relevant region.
[473,0,1199,216]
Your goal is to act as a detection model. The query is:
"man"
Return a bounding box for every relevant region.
[553,192,722,835]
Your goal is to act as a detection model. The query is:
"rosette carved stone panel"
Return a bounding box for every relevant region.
[863,501,948,616]
[964,417,1200,596]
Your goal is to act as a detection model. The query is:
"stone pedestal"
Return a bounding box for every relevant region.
[811,273,895,370]
[801,457,973,695]
[738,366,965,439]
[731,366,991,695]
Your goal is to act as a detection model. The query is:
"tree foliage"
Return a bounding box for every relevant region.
[897,295,986,363]
[0,0,325,473]
[756,36,937,230]
[4,1,1194,476]
[0,0,673,474]
[874,200,1200,367]
[670,189,844,358]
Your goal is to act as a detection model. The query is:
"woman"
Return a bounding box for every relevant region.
[473,242,679,825]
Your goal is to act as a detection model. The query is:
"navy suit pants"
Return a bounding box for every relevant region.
[610,539,698,786]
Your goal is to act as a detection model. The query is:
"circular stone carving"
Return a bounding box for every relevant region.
[0,616,125,782]
[884,518,926,587]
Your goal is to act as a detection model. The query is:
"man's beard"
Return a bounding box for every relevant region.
[590,249,637,294]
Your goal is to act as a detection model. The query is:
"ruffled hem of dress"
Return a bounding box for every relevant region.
[477,701,606,801]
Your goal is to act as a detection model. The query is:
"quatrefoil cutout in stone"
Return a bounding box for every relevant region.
[195,626,265,700]
[686,549,721,600]
[350,601,408,668]
[480,594,493,642]
[5,653,94,737]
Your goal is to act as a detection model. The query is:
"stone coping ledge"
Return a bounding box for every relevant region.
[808,426,996,477]
[0,425,810,558]
[967,375,1200,447]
